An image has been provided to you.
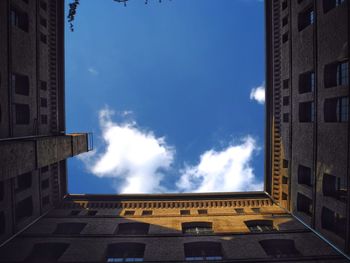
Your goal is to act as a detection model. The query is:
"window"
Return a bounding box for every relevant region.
[259,239,301,257]
[283,79,289,89]
[299,71,315,93]
[41,178,50,189]
[106,243,145,262]
[15,172,32,192]
[12,73,29,95]
[325,61,349,87]
[70,210,80,216]
[283,96,289,106]
[40,1,47,11]
[198,209,208,215]
[10,6,29,32]
[282,192,288,200]
[282,32,289,43]
[245,220,275,232]
[298,6,315,31]
[87,210,97,216]
[323,0,346,13]
[41,114,48,124]
[40,80,47,90]
[282,176,288,184]
[251,208,260,213]
[235,208,244,214]
[282,16,288,27]
[0,212,5,235]
[42,195,50,206]
[15,103,30,124]
[40,16,47,27]
[182,222,213,235]
[283,113,289,122]
[180,210,190,215]
[298,165,312,186]
[116,223,150,235]
[324,97,348,122]
[321,207,346,239]
[323,174,347,201]
[41,166,49,173]
[40,32,47,44]
[124,210,135,216]
[282,159,289,168]
[16,196,33,221]
[297,193,312,216]
[282,1,288,10]
[299,101,314,122]
[54,223,87,235]
[26,243,69,262]
[0,181,4,201]
[184,242,222,261]
[40,98,47,107]
[141,210,152,216]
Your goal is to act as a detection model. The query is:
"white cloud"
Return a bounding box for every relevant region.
[250,83,265,104]
[88,67,99,75]
[80,107,174,193]
[176,136,263,192]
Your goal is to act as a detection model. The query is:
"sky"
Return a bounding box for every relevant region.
[65,0,266,194]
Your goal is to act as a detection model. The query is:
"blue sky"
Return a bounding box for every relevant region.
[65,0,265,194]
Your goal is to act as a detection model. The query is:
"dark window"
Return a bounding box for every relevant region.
[42,195,50,206]
[106,243,145,262]
[124,210,135,216]
[282,1,288,10]
[259,239,301,257]
[15,104,30,124]
[40,32,47,44]
[282,192,288,200]
[15,172,32,192]
[282,32,289,43]
[54,223,87,235]
[16,196,33,221]
[70,210,80,216]
[299,71,315,93]
[298,165,312,186]
[184,242,222,261]
[283,79,289,89]
[323,0,346,13]
[324,97,348,122]
[0,212,5,235]
[282,159,289,168]
[41,166,49,173]
[198,209,208,215]
[40,98,47,107]
[245,220,275,232]
[337,61,349,86]
[182,222,213,235]
[10,6,29,32]
[12,73,29,95]
[40,16,47,27]
[26,243,69,262]
[321,207,346,239]
[282,16,288,27]
[40,80,47,90]
[180,210,190,215]
[41,178,49,189]
[41,114,48,124]
[325,61,349,87]
[40,1,47,11]
[116,223,150,235]
[299,101,314,122]
[283,96,289,106]
[282,176,288,184]
[235,208,244,214]
[297,193,312,216]
[283,113,289,122]
[298,6,315,31]
[87,210,97,216]
[323,174,347,202]
[0,181,4,201]
[251,208,260,213]
[141,210,152,216]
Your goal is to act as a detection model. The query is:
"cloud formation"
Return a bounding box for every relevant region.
[250,83,265,104]
[88,67,99,76]
[81,107,174,193]
[176,137,263,192]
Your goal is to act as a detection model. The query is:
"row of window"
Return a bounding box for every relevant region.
[22,239,302,262]
[15,194,50,222]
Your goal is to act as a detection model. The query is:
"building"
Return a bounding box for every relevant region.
[0,0,349,262]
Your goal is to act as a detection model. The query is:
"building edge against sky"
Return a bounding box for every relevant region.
[0,0,349,262]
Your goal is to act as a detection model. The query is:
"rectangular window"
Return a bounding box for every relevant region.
[322,207,346,238]
[40,80,47,90]
[0,181,4,202]
[323,0,346,13]
[325,61,349,87]
[282,1,288,10]
[337,61,349,86]
[15,172,32,192]
[323,174,347,202]
[283,96,289,106]
[15,104,30,124]
[198,209,208,215]
[324,97,348,122]
[40,98,47,107]
[298,6,315,31]
[283,79,289,89]
[282,192,288,200]
[298,165,312,186]
[282,16,288,27]
[40,16,47,27]
[299,101,314,122]
[42,195,50,206]
[40,1,47,11]
[251,208,260,213]
[124,210,135,216]
[282,176,288,184]
[282,32,289,43]
[282,159,289,168]
[297,193,312,216]
[283,113,289,123]
[40,32,47,44]
[180,210,190,216]
[12,73,29,95]
[41,114,48,124]
[16,196,33,221]
[41,166,49,173]
[235,208,244,214]
[41,178,50,189]
[10,6,29,32]
[0,212,5,235]
[141,210,152,216]
[299,71,315,93]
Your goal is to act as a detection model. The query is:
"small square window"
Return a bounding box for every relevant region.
[283,159,289,168]
[15,104,30,124]
[124,210,135,216]
[198,209,208,215]
[235,208,244,214]
[180,210,190,216]
[141,210,152,216]
[282,176,288,184]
